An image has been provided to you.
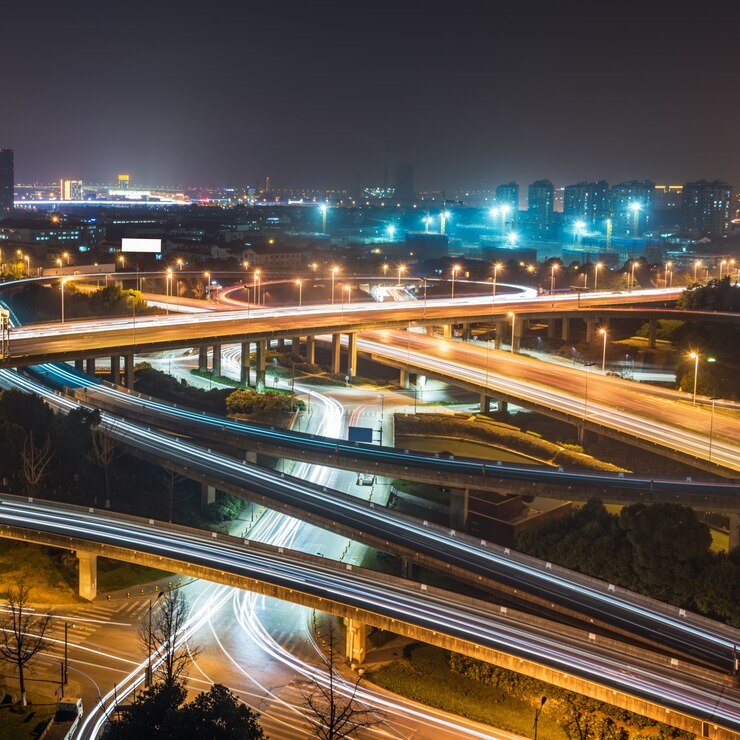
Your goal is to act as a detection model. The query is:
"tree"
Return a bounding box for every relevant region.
[0,579,52,706]
[106,681,186,739]
[300,619,384,739]
[91,421,121,508]
[139,589,200,687]
[20,432,54,495]
[178,684,266,739]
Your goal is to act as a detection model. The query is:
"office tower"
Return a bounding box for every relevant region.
[395,163,415,205]
[527,179,554,236]
[563,180,609,227]
[495,181,519,214]
[608,180,655,236]
[118,174,130,190]
[0,149,14,218]
[60,179,84,200]
[682,180,733,237]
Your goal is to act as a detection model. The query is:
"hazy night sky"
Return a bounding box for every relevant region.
[2,1,739,190]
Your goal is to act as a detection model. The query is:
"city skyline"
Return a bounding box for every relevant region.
[2,2,740,189]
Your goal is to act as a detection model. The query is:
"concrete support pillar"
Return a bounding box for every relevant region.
[480,394,493,413]
[124,354,134,389]
[547,319,557,339]
[494,321,506,350]
[256,340,267,391]
[330,333,341,374]
[442,324,452,339]
[449,488,469,529]
[729,513,740,552]
[74,359,84,371]
[245,450,257,465]
[276,337,286,350]
[306,335,316,365]
[511,321,521,353]
[648,318,657,349]
[461,323,471,341]
[425,325,435,336]
[198,345,208,373]
[561,317,571,342]
[399,369,409,389]
[291,336,301,356]
[240,342,251,386]
[201,482,216,509]
[347,332,358,377]
[85,357,96,375]
[212,344,222,377]
[110,356,121,385]
[345,618,368,665]
[497,399,509,413]
[585,318,596,343]
[77,551,97,601]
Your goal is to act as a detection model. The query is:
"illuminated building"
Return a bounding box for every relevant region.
[0,149,13,218]
[682,180,732,237]
[60,179,84,201]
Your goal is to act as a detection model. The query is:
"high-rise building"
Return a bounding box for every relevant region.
[527,179,554,236]
[608,180,655,237]
[682,180,733,237]
[60,179,84,201]
[495,182,519,215]
[117,174,130,190]
[395,164,415,205]
[0,149,14,219]
[563,180,608,227]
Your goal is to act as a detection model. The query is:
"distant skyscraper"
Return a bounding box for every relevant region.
[608,180,655,237]
[0,149,14,218]
[495,182,519,215]
[563,180,608,227]
[527,179,554,236]
[395,164,415,205]
[60,179,84,201]
[682,180,733,237]
[118,173,130,190]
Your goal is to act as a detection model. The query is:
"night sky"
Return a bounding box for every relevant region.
[2,1,739,190]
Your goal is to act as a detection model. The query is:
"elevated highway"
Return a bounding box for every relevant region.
[0,495,738,738]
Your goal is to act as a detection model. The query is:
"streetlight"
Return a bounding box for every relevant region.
[254,269,261,304]
[165,268,173,315]
[508,311,516,354]
[599,327,607,371]
[61,278,67,323]
[345,283,352,304]
[330,266,339,304]
[629,201,641,238]
[397,264,405,287]
[176,258,183,270]
[694,259,702,283]
[62,251,70,266]
[295,279,303,307]
[549,263,558,295]
[709,397,720,463]
[628,260,639,291]
[533,696,547,740]
[665,261,673,288]
[382,263,389,280]
[720,259,727,280]
[204,271,211,300]
[689,351,700,406]
[451,264,460,299]
[491,262,502,302]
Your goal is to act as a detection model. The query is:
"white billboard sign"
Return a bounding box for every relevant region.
[122,238,162,253]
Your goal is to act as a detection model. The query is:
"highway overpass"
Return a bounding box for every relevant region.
[0,495,738,739]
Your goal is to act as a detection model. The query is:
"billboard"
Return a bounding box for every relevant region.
[122,238,162,253]
[348,426,374,443]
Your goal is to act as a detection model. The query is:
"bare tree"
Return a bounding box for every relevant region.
[91,424,121,508]
[138,588,200,687]
[20,433,53,495]
[163,468,185,523]
[0,579,53,706]
[300,618,384,739]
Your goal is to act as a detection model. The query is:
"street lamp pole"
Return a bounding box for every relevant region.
[508,312,516,354]
[331,266,338,304]
[397,264,405,287]
[295,279,302,307]
[61,278,67,323]
[694,259,702,283]
[709,397,720,463]
[593,262,602,292]
[549,263,558,295]
[492,263,502,302]
[451,265,459,299]
[599,327,607,372]
[690,351,699,406]
[533,696,548,740]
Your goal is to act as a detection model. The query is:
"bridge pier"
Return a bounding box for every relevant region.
[330,333,341,374]
[201,482,216,509]
[449,488,469,529]
[497,399,509,413]
[511,321,521,353]
[256,340,267,391]
[442,324,452,339]
[400,557,414,580]
[244,450,257,464]
[729,513,740,551]
[561,317,571,342]
[547,319,557,339]
[85,357,96,375]
[345,618,368,665]
[494,321,506,350]
[306,335,316,365]
[480,394,493,413]
[461,323,471,341]
[212,344,222,377]
[74,359,84,371]
[110,356,121,385]
[77,551,97,601]
[648,318,657,349]
[347,332,358,377]
[585,318,596,343]
[198,345,208,373]
[399,369,410,389]
[240,342,251,386]
[124,354,134,389]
